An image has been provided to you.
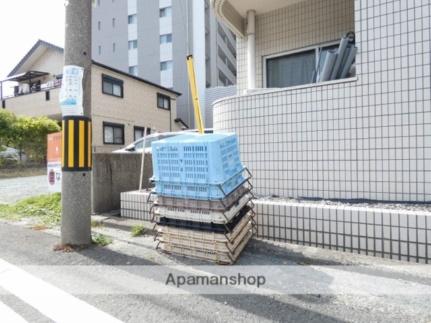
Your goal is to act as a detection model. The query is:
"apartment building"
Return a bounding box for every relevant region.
[211,0,431,263]
[92,0,237,127]
[1,40,181,153]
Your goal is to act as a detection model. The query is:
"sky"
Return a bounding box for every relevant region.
[0,0,65,80]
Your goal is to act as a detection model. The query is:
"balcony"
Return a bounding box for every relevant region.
[2,86,62,121]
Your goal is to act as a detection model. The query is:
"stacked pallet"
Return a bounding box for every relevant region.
[150,133,255,264]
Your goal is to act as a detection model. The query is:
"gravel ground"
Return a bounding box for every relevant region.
[0,175,48,204]
[258,196,431,213]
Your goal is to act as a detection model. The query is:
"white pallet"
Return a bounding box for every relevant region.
[154,193,253,224]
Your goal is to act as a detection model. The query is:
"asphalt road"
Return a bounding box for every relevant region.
[0,222,431,323]
[0,176,48,204]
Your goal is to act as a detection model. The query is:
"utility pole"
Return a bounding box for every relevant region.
[61,0,92,246]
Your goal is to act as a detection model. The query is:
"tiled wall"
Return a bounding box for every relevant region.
[120,190,153,221]
[255,200,431,264]
[119,190,431,263]
[236,0,355,92]
[214,0,431,202]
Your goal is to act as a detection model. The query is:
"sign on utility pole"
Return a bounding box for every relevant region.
[60,0,92,246]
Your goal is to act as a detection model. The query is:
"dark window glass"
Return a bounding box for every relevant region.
[103,122,124,145]
[266,50,315,88]
[102,75,123,98]
[134,127,146,141]
[157,93,171,110]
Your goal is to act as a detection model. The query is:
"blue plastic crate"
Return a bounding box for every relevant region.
[154,171,245,200]
[152,133,244,185]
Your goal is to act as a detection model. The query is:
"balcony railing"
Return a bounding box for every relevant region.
[3,79,62,100]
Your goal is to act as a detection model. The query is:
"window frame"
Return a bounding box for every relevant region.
[102,74,124,98]
[160,61,173,71]
[128,66,138,76]
[157,93,171,110]
[263,40,340,88]
[160,33,173,44]
[103,122,125,145]
[159,7,172,18]
[128,14,137,24]
[133,126,146,141]
[128,40,138,50]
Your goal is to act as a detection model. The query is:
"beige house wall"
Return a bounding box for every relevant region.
[4,63,180,153]
[4,88,61,120]
[236,0,355,92]
[91,64,181,153]
[30,49,64,83]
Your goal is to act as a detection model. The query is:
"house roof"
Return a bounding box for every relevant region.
[8,40,64,77]
[92,61,181,97]
[7,39,181,97]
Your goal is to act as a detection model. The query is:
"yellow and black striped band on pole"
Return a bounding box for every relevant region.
[62,116,92,172]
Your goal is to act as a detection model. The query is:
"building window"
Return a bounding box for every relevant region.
[134,126,146,141]
[160,34,172,44]
[129,66,138,76]
[128,40,138,50]
[112,42,116,52]
[128,14,137,24]
[112,18,116,28]
[97,0,100,7]
[159,7,172,18]
[98,45,102,55]
[265,43,345,88]
[45,91,50,101]
[102,74,124,98]
[160,61,173,71]
[218,71,232,86]
[2,100,5,109]
[103,122,124,145]
[157,93,171,110]
[98,21,101,31]
[266,50,315,88]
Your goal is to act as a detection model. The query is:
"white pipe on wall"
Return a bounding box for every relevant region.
[246,10,256,90]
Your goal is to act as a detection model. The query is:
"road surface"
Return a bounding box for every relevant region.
[0,222,431,322]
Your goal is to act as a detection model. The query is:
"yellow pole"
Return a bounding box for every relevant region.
[186,55,205,134]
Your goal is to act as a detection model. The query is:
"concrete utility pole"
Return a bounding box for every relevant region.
[61,0,92,246]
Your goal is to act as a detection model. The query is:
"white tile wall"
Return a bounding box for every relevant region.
[121,190,154,221]
[255,199,431,263]
[214,0,431,203]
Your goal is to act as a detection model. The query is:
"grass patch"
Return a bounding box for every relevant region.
[91,220,104,228]
[131,224,145,237]
[0,193,61,227]
[92,233,112,247]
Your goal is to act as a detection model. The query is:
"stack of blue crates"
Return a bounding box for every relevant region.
[152,133,245,200]
[151,132,255,264]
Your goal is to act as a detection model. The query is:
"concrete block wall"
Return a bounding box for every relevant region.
[214,0,431,202]
[92,153,153,214]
